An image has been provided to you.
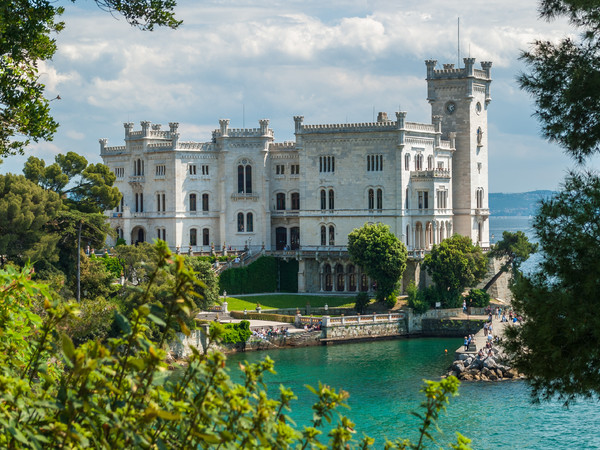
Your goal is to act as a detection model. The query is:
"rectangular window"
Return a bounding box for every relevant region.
[437,190,448,209]
[276,164,285,175]
[155,165,166,176]
[201,165,209,175]
[367,154,383,172]
[189,164,197,175]
[418,191,429,210]
[319,156,335,173]
[291,164,300,175]
[114,167,124,178]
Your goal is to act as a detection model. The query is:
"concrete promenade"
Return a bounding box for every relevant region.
[454,315,511,358]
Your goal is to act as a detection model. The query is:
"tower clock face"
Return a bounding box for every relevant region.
[445,102,456,114]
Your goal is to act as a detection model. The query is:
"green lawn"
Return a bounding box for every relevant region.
[225,294,355,312]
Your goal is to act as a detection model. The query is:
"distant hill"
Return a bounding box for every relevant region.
[489,190,555,216]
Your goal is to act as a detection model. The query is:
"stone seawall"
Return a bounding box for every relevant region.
[421,318,487,337]
[323,321,407,342]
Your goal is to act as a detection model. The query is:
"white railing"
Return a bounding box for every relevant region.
[319,312,405,327]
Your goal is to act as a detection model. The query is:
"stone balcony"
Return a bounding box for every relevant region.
[410,168,451,179]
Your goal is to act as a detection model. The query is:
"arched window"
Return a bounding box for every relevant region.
[476,188,484,209]
[328,225,335,246]
[190,228,197,246]
[348,265,356,291]
[276,193,286,210]
[360,274,369,292]
[376,189,383,210]
[203,228,210,246]
[328,189,334,210]
[291,192,300,210]
[189,194,197,212]
[324,264,332,291]
[320,226,326,246]
[291,226,300,249]
[336,264,345,291]
[415,154,423,171]
[405,187,409,209]
[116,227,123,240]
[427,155,433,170]
[237,163,252,193]
[135,193,144,212]
[134,158,144,176]
[368,189,374,209]
[478,222,482,243]
[246,213,253,232]
[404,154,410,171]
[237,212,244,232]
[320,189,326,210]
[406,225,410,246]
[202,193,209,212]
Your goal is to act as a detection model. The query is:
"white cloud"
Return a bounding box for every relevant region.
[1,0,594,192]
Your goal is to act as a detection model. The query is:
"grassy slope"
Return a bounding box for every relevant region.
[225,294,355,312]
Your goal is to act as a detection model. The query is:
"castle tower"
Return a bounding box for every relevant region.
[425,58,492,246]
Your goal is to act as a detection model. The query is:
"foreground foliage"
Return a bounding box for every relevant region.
[0,242,469,448]
[504,172,600,404]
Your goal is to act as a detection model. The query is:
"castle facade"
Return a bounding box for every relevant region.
[100,58,492,293]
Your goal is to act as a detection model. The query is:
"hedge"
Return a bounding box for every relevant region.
[218,256,278,295]
[230,311,296,324]
[278,259,299,293]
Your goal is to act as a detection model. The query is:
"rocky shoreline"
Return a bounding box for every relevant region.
[444,350,525,382]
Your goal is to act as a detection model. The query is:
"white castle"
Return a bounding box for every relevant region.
[101,58,491,293]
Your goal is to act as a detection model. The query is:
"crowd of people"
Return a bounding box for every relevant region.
[251,327,290,340]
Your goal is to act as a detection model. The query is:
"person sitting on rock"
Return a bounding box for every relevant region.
[478,349,484,359]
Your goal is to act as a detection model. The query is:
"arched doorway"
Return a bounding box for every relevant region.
[131,226,146,245]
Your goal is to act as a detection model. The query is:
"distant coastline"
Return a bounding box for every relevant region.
[489,190,555,216]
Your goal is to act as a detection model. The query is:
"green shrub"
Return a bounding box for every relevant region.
[354,292,370,314]
[406,281,430,314]
[212,320,252,344]
[63,296,119,345]
[466,288,491,307]
[230,311,296,324]
[385,290,398,309]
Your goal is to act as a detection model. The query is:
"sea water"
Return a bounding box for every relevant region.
[225,216,599,449]
[226,338,600,449]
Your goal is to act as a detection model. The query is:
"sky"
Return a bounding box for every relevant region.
[1,0,598,192]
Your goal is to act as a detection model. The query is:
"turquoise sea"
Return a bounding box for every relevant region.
[227,338,600,449]
[224,216,599,449]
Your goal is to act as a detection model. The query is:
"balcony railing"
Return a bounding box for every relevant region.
[410,168,451,179]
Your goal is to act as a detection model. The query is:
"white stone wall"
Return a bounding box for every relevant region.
[101,58,491,290]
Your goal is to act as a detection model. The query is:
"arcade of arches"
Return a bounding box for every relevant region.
[319,262,372,293]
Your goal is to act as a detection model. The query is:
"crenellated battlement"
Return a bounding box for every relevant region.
[269,141,296,151]
[124,121,181,140]
[213,128,274,138]
[426,58,492,80]
[178,142,215,151]
[302,121,397,133]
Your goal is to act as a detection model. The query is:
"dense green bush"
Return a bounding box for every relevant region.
[212,320,252,344]
[354,292,370,314]
[219,256,277,294]
[466,288,491,307]
[406,281,430,314]
[63,296,119,345]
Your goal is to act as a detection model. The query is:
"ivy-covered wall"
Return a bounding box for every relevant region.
[218,256,278,294]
